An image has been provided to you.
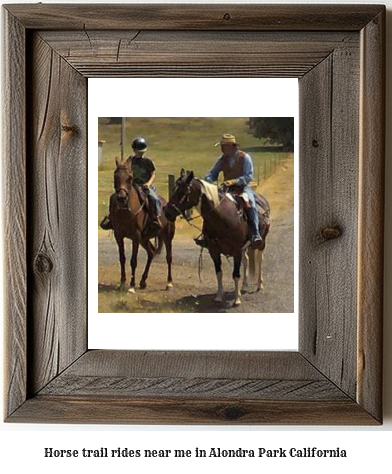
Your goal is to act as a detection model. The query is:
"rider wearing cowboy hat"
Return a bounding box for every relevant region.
[203,133,263,248]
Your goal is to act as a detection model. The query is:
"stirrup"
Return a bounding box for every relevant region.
[194,237,208,248]
[151,216,163,229]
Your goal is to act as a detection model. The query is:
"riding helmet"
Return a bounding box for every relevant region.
[131,137,148,152]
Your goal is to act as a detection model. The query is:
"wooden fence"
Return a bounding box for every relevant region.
[256,153,288,183]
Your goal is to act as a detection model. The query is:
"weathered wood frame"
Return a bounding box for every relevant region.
[3,4,385,424]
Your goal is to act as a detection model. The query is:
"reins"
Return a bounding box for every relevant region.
[170,180,232,235]
[116,184,147,218]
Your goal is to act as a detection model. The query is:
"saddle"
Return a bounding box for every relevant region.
[224,187,252,212]
[225,187,269,224]
[134,183,150,211]
[133,184,163,238]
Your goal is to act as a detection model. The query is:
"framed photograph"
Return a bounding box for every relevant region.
[3,4,384,424]
[91,79,298,351]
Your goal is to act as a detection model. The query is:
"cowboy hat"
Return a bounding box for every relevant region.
[214,133,239,147]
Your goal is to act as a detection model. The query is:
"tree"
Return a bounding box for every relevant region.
[248,117,294,151]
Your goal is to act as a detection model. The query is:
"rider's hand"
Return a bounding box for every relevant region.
[222,179,236,187]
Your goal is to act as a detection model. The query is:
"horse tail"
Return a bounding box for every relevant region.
[248,247,256,280]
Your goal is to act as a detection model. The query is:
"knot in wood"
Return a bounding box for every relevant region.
[223,13,231,21]
[61,124,77,133]
[34,253,53,274]
[312,139,319,148]
[315,225,342,244]
[223,405,243,420]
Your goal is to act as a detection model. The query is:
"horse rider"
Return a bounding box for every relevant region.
[201,133,263,248]
[100,137,162,232]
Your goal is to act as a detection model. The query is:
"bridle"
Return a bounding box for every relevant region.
[114,168,146,217]
[167,178,225,232]
[167,181,199,219]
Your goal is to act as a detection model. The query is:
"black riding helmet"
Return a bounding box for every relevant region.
[132,137,148,152]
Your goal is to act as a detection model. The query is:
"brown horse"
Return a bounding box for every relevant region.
[165,170,270,306]
[108,158,175,292]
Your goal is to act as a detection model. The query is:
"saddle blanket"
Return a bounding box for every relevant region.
[196,179,268,215]
[197,179,220,207]
[197,179,255,209]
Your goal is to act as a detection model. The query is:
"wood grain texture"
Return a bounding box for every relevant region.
[357,9,385,422]
[9,396,378,425]
[299,41,360,399]
[27,33,87,395]
[4,4,384,31]
[57,350,328,379]
[38,30,358,78]
[11,351,377,424]
[37,351,346,400]
[2,9,27,419]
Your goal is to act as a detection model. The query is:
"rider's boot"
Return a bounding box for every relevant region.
[247,207,263,249]
[100,215,113,230]
[152,216,163,231]
[147,206,163,234]
[194,234,208,248]
[144,191,162,234]
[250,232,263,249]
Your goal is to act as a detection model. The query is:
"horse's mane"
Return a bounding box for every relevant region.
[115,163,130,171]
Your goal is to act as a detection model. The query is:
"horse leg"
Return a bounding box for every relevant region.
[128,240,139,294]
[257,250,264,292]
[210,251,224,302]
[139,240,155,289]
[233,254,242,306]
[241,248,249,293]
[164,234,174,290]
[115,234,126,290]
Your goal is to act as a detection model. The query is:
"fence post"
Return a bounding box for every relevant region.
[98,140,105,169]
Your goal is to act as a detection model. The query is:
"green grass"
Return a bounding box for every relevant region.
[98,117,291,223]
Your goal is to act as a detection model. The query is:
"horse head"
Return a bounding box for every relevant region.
[164,169,200,222]
[114,157,133,206]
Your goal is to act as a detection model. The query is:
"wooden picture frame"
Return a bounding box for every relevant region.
[3,4,385,424]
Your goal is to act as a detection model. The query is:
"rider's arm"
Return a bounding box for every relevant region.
[234,153,253,187]
[143,158,156,187]
[204,158,222,183]
[145,170,156,187]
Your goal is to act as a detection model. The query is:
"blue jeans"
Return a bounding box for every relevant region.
[244,186,260,235]
[147,186,161,216]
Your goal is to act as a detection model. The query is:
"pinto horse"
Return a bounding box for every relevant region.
[165,170,270,306]
[108,158,175,292]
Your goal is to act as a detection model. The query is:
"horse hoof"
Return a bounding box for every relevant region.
[139,282,147,290]
[128,287,136,294]
[214,296,224,303]
[257,284,264,292]
[233,299,242,307]
[166,282,174,291]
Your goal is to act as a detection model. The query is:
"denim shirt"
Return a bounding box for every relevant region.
[204,152,253,187]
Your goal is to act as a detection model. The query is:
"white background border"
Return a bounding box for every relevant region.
[89,78,299,350]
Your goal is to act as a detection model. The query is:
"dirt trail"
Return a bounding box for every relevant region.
[98,160,294,313]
